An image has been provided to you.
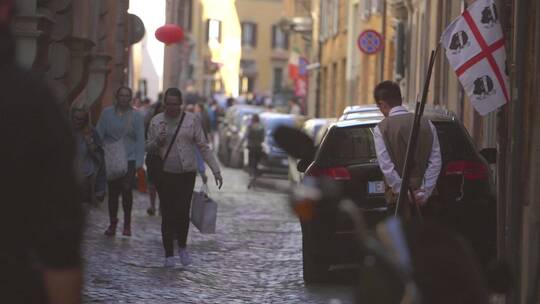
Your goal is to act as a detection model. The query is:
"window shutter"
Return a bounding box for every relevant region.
[253,23,257,47]
[206,19,210,42]
[284,32,289,50]
[218,20,222,43]
[272,25,276,49]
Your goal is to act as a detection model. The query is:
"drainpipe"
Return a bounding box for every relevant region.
[503,0,525,302]
[379,0,387,82]
[315,0,322,118]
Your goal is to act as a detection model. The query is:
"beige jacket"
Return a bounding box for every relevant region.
[146,112,220,174]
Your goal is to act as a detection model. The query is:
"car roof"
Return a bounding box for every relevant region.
[342,104,379,114]
[333,107,458,129]
[260,112,297,119]
[233,105,265,115]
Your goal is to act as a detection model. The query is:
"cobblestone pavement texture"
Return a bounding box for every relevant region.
[82,166,355,303]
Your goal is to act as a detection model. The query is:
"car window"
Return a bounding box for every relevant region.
[318,126,377,166]
[432,121,477,163]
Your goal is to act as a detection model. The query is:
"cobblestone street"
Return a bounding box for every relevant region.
[82,167,355,303]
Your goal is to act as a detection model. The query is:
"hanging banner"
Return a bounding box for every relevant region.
[440,0,509,116]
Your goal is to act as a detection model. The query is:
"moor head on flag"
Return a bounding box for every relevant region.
[481,3,498,27]
[449,31,470,54]
[473,75,496,100]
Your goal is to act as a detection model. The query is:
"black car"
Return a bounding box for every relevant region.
[217,105,264,167]
[295,109,497,284]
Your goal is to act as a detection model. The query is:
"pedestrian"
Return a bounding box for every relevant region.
[289,98,302,115]
[1,0,84,301]
[242,114,265,189]
[206,99,218,147]
[145,99,164,216]
[372,81,442,219]
[71,105,106,206]
[186,103,209,185]
[226,97,236,108]
[195,102,212,137]
[97,86,145,236]
[146,88,223,267]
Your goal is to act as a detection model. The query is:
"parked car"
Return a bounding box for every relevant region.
[294,108,497,284]
[339,105,381,121]
[217,105,264,167]
[241,112,304,174]
[288,118,336,184]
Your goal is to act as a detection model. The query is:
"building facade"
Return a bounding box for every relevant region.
[12,0,137,118]
[318,0,348,117]
[164,0,289,101]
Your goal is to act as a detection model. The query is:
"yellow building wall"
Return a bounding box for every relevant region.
[236,0,288,96]
[192,0,241,97]
[320,0,348,118]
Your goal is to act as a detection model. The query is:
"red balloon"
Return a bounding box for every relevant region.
[155,24,184,44]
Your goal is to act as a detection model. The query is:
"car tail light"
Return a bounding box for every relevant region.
[308,167,351,180]
[443,161,487,180]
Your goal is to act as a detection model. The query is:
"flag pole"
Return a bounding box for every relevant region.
[394,45,440,218]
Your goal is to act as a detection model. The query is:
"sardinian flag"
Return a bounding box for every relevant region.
[441,0,509,116]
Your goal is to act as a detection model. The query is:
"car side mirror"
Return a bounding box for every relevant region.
[297,159,311,173]
[480,148,497,164]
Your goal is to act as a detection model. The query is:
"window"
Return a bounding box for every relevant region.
[361,0,372,20]
[272,25,289,50]
[241,22,257,48]
[206,19,221,43]
[273,67,283,92]
[320,0,328,39]
[178,0,192,31]
[319,126,377,166]
[371,0,383,15]
[331,0,338,34]
[239,76,255,94]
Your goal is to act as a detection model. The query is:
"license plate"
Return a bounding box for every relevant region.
[368,181,385,194]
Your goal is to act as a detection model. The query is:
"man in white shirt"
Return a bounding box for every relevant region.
[372,81,442,218]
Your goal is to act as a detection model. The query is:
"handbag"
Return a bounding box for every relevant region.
[152,112,186,185]
[104,140,127,181]
[190,185,217,234]
[104,111,133,181]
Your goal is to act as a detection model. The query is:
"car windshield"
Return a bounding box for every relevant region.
[318,126,377,166]
[317,120,478,168]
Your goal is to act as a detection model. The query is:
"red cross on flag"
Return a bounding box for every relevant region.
[441,0,509,116]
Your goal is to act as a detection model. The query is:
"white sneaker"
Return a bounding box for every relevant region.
[164,257,176,268]
[178,248,192,266]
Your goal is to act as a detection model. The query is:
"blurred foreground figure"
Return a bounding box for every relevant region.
[0,1,83,303]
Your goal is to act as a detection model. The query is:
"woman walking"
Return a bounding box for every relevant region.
[146,88,223,267]
[97,86,145,236]
[70,105,106,205]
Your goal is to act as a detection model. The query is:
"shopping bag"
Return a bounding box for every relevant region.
[190,185,217,234]
[103,140,127,181]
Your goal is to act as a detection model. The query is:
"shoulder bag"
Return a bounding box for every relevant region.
[104,111,133,181]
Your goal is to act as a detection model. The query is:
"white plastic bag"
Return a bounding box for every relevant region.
[103,140,127,181]
[190,185,217,234]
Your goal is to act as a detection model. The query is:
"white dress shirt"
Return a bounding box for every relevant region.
[372,106,442,198]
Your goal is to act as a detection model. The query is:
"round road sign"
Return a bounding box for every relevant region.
[357,30,384,55]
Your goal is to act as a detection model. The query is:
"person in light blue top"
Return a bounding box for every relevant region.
[97,86,145,237]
